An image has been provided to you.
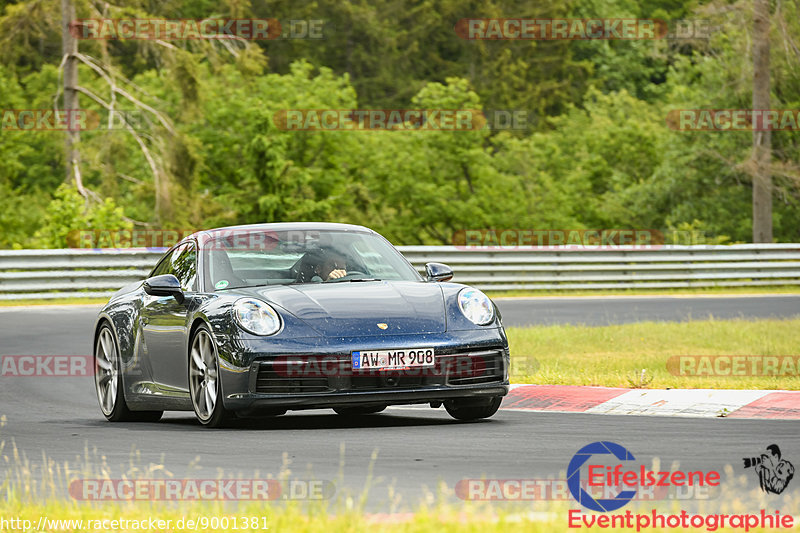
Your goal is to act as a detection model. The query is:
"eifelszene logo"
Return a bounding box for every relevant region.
[567,441,721,512]
[743,444,795,495]
[568,441,637,512]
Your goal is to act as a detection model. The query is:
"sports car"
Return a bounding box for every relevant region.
[93,223,509,427]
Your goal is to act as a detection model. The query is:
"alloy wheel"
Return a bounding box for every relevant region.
[94,327,118,416]
[189,329,219,421]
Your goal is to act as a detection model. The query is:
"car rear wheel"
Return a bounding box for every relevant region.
[94,324,163,422]
[444,396,502,421]
[189,325,234,428]
[333,405,387,416]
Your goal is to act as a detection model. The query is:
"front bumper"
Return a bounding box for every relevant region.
[225,383,509,414]
[216,329,510,414]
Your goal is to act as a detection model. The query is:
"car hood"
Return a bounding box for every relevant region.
[234,281,447,337]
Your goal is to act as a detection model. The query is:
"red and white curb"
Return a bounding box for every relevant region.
[503,385,800,419]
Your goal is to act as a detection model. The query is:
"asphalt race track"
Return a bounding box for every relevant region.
[1,296,799,510]
[494,294,800,326]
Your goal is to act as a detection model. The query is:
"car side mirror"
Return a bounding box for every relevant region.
[143,274,185,303]
[425,262,454,282]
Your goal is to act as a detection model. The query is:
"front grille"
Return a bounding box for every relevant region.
[350,375,426,390]
[445,350,505,385]
[254,362,332,394]
[252,348,506,394]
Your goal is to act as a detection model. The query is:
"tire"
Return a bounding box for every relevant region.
[333,405,387,416]
[444,396,502,421]
[94,324,163,423]
[189,324,234,428]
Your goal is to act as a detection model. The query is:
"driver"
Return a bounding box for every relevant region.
[296,249,348,282]
[316,253,347,281]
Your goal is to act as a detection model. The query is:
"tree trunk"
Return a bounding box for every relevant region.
[752,0,772,242]
[61,0,82,191]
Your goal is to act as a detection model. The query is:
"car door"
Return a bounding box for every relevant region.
[141,242,198,396]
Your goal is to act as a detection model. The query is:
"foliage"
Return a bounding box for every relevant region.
[33,184,131,248]
[0,0,798,246]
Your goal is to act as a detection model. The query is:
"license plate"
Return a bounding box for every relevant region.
[352,348,435,370]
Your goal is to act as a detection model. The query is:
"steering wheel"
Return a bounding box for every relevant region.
[324,270,368,282]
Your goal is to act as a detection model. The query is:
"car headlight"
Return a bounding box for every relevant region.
[457,288,495,325]
[233,298,282,336]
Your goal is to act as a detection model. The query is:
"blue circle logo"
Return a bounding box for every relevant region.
[567,441,637,512]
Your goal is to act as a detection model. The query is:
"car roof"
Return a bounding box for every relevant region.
[189,222,377,244]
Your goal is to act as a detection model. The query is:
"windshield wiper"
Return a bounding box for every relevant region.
[329,278,381,283]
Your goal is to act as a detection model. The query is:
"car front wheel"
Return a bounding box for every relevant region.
[189,325,234,428]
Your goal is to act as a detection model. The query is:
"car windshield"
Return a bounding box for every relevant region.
[202,229,421,290]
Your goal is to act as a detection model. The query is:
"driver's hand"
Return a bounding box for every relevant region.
[327,269,347,280]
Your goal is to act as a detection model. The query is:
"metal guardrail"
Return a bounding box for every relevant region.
[1,244,799,300]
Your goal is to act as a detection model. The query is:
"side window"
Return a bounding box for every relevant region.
[150,249,175,278]
[148,244,197,291]
[171,243,197,291]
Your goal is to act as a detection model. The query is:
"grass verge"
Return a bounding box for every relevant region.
[507,317,800,389]
[0,297,108,307]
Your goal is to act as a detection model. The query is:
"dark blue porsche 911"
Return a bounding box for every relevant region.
[93,223,510,427]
